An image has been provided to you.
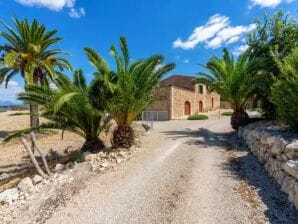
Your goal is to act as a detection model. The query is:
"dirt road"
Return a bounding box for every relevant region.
[42,118,298,224]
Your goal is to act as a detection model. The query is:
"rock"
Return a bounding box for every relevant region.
[282,160,298,179]
[116,158,122,164]
[0,172,10,182]
[17,177,34,193]
[32,175,43,184]
[281,176,296,194]
[0,188,19,204]
[270,136,287,155]
[54,163,65,172]
[100,162,110,168]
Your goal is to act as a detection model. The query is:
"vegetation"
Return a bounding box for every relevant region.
[271,47,298,131]
[187,114,208,120]
[221,112,233,116]
[7,70,108,152]
[0,18,71,127]
[196,48,261,130]
[247,10,298,118]
[85,37,175,148]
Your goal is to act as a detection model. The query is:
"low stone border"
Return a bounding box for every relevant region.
[238,121,298,209]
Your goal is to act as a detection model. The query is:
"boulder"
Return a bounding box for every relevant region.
[282,160,298,179]
[270,136,287,155]
[54,163,65,172]
[17,177,34,193]
[0,188,19,204]
[32,175,43,185]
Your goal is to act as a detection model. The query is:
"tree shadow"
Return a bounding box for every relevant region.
[161,127,234,148]
[162,127,298,223]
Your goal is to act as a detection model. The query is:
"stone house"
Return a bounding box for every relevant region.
[147,75,220,120]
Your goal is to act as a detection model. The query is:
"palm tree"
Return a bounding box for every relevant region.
[0,18,72,127]
[85,37,175,148]
[7,70,108,152]
[196,48,261,130]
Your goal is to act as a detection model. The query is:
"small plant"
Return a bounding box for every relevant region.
[221,111,233,116]
[187,114,208,120]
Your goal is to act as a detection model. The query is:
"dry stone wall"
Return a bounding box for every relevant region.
[238,121,298,209]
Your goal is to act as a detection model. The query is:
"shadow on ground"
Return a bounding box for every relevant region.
[162,127,298,224]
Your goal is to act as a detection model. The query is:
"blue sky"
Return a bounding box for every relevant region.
[0,0,297,103]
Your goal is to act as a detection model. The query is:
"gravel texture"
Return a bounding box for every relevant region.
[2,117,298,223]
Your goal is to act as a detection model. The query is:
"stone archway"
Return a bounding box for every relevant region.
[199,101,203,112]
[184,101,191,115]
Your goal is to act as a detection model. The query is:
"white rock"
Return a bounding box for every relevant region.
[0,188,19,204]
[54,163,65,172]
[32,175,43,185]
[282,160,298,179]
[116,158,122,164]
[17,177,34,193]
[84,153,98,162]
[100,162,110,168]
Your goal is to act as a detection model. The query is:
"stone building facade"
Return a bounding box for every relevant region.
[148,75,220,120]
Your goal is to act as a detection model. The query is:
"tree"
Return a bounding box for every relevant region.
[247,10,298,118]
[196,48,261,130]
[7,70,108,152]
[85,37,175,148]
[0,18,72,127]
[271,47,298,131]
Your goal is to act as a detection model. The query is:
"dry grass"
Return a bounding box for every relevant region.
[0,111,85,185]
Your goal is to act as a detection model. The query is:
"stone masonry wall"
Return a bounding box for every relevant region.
[238,122,298,209]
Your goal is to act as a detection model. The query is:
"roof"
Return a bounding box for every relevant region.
[160,75,197,91]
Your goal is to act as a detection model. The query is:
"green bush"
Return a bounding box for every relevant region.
[187,114,208,120]
[271,79,298,132]
[221,111,233,116]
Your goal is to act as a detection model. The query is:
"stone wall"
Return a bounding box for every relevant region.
[238,122,298,209]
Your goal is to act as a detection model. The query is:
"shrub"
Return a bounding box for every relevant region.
[221,111,233,116]
[187,114,208,120]
[271,79,298,132]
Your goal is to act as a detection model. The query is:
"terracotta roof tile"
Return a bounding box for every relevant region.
[160,75,196,91]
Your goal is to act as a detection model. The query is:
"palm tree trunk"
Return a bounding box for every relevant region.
[231,108,249,130]
[112,125,134,148]
[29,73,40,128]
[30,104,39,127]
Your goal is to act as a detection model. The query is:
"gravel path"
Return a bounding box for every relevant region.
[40,118,298,223]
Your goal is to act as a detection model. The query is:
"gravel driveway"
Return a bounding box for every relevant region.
[43,118,298,224]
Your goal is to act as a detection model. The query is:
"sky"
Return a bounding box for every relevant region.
[0,0,297,104]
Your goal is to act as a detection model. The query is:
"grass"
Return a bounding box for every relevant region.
[9,112,30,116]
[187,114,208,120]
[221,111,233,116]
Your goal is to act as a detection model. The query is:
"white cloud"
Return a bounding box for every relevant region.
[173,14,255,50]
[0,80,24,102]
[15,0,85,18]
[250,0,294,8]
[183,59,190,64]
[233,44,249,56]
[68,7,85,18]
[15,0,75,11]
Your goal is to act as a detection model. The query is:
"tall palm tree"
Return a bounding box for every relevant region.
[6,70,108,152]
[0,18,72,127]
[85,37,175,148]
[196,48,261,130]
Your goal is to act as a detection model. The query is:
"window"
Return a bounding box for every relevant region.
[199,85,203,94]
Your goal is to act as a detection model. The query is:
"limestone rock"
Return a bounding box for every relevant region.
[282,160,298,179]
[32,175,43,185]
[0,188,19,204]
[54,163,65,172]
[281,176,296,194]
[17,177,34,193]
[84,153,97,162]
